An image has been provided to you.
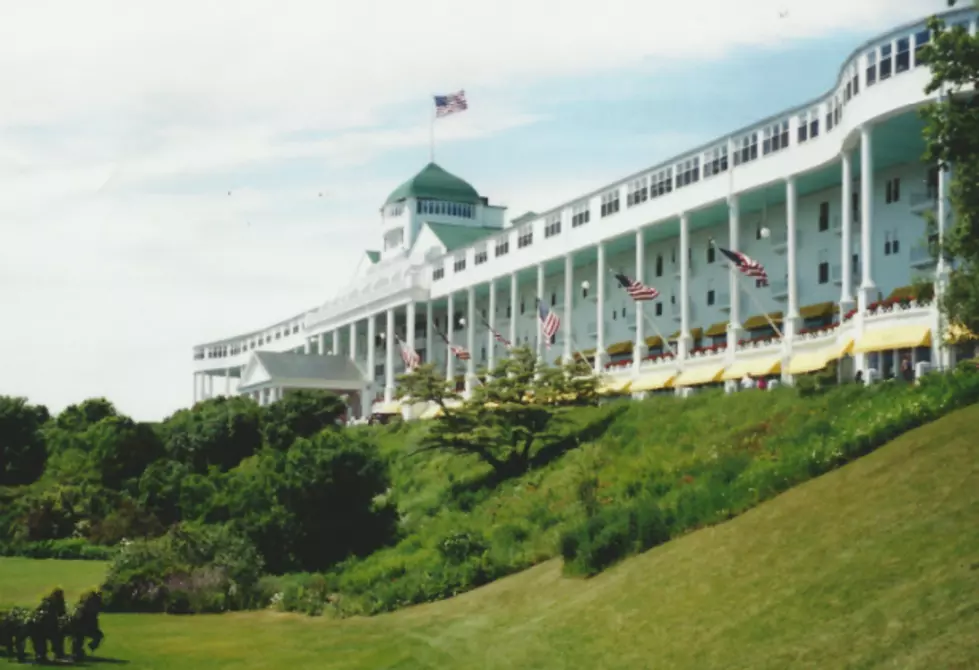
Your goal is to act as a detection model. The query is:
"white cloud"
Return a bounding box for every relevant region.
[0,0,947,419]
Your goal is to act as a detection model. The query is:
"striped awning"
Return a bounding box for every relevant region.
[853,325,932,354]
[787,338,854,375]
[630,369,678,392]
[800,301,835,319]
[721,356,782,381]
[674,365,726,387]
[598,378,633,395]
[705,321,728,337]
[743,312,784,330]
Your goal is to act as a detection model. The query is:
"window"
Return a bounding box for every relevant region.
[733,132,758,166]
[475,248,488,265]
[833,96,841,126]
[416,199,474,218]
[675,157,700,188]
[651,168,674,197]
[386,202,404,217]
[866,50,878,86]
[762,120,790,155]
[797,114,809,143]
[880,43,892,79]
[453,256,466,272]
[884,231,893,256]
[852,69,860,96]
[706,279,715,306]
[819,201,829,232]
[383,228,404,250]
[582,285,589,299]
[600,189,621,217]
[885,229,901,255]
[572,202,590,227]
[810,113,820,139]
[703,145,728,177]
[826,101,834,132]
[915,29,930,66]
[433,266,445,281]
[707,244,715,264]
[885,177,901,204]
[545,213,562,238]
[845,79,852,103]
[506,305,511,318]
[551,292,557,306]
[655,302,663,316]
[655,255,663,277]
[818,249,829,284]
[520,300,525,315]
[517,226,533,248]
[627,177,649,206]
[495,238,509,257]
[896,37,910,73]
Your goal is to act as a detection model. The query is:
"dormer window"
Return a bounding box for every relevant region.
[416,199,474,218]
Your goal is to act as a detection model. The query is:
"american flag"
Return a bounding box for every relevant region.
[398,336,421,370]
[434,90,468,118]
[436,327,471,360]
[481,319,512,349]
[538,301,561,348]
[614,272,659,301]
[718,247,769,286]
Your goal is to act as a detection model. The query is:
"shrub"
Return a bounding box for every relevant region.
[100,522,264,614]
[0,538,116,561]
[560,497,669,576]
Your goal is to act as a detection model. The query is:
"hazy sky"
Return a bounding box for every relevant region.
[0,0,938,420]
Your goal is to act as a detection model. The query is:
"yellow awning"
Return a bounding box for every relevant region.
[705,321,728,337]
[419,404,443,419]
[374,402,402,414]
[743,312,784,330]
[607,340,633,355]
[674,365,726,387]
[598,378,633,395]
[787,339,853,375]
[667,330,681,340]
[853,325,932,354]
[645,335,664,348]
[631,370,677,392]
[800,301,835,319]
[721,356,781,381]
[947,323,978,344]
[667,327,703,341]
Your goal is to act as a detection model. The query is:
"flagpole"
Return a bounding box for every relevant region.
[731,271,784,340]
[642,312,679,359]
[429,100,435,163]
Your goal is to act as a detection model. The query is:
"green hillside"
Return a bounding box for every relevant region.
[3,402,978,668]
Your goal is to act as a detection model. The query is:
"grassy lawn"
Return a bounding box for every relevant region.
[0,557,107,609]
[5,402,978,668]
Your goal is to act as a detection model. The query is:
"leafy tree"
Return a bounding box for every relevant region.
[0,396,50,486]
[51,398,117,433]
[261,389,346,451]
[158,396,263,472]
[920,7,979,336]
[396,346,599,474]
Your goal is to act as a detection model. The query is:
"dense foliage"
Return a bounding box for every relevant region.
[0,389,394,582]
[920,9,979,337]
[0,588,103,663]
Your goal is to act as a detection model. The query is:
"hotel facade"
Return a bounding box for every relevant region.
[192,3,977,418]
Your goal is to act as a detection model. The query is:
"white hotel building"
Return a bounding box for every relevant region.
[192,3,977,418]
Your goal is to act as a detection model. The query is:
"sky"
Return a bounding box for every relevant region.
[0,0,941,421]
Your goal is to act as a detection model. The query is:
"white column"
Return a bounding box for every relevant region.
[487,279,497,370]
[536,263,545,359]
[207,375,213,399]
[564,254,574,364]
[679,213,691,359]
[193,373,199,403]
[466,287,476,393]
[785,176,799,338]
[330,329,338,355]
[384,308,395,402]
[840,150,854,311]
[633,230,647,370]
[446,293,455,380]
[318,332,327,356]
[858,125,876,310]
[224,368,231,396]
[509,273,518,348]
[425,301,434,366]
[350,322,358,364]
[594,242,608,373]
[303,337,311,354]
[366,315,376,388]
[727,194,742,352]
[406,301,417,366]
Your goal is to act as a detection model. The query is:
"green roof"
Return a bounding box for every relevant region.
[511,211,537,226]
[384,162,481,206]
[422,222,499,252]
[365,250,380,263]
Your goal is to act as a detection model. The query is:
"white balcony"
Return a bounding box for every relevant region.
[769,227,803,255]
[770,276,789,301]
[832,213,862,237]
[909,242,936,268]
[909,189,938,217]
[716,291,732,312]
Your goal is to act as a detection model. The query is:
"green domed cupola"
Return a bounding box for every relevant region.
[384,162,481,206]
